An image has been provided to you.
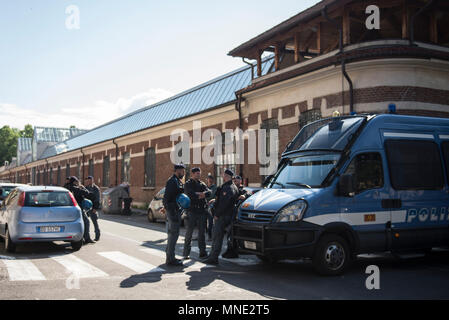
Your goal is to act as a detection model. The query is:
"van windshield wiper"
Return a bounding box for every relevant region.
[286,182,312,189]
[272,181,286,188]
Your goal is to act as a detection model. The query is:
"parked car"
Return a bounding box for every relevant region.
[0,183,27,206]
[0,185,84,253]
[147,188,186,226]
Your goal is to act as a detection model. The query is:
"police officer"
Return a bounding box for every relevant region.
[183,167,211,259]
[85,176,101,241]
[65,176,95,244]
[205,175,217,241]
[222,175,251,259]
[202,169,239,265]
[163,164,185,266]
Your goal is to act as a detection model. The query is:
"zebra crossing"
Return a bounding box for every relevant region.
[0,246,261,283]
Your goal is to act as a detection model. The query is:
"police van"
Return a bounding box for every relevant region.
[234,113,449,275]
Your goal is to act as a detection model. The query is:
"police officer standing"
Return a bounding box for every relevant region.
[222,175,251,259]
[65,176,95,244]
[163,164,185,266]
[205,175,217,241]
[202,169,239,265]
[85,176,101,241]
[183,167,211,259]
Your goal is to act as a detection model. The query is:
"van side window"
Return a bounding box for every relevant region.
[442,141,449,183]
[385,140,444,190]
[344,153,384,193]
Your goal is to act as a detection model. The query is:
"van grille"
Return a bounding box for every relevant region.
[238,209,275,224]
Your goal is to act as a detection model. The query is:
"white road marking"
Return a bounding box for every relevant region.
[139,247,169,259]
[51,255,108,279]
[3,260,46,281]
[98,251,165,274]
[0,255,16,260]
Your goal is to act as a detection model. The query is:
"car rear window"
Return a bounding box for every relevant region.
[24,191,73,207]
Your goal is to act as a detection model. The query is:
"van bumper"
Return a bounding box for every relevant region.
[233,221,322,259]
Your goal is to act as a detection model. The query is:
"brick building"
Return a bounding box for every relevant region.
[1,0,449,207]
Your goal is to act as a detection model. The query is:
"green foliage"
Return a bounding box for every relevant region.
[0,124,34,165]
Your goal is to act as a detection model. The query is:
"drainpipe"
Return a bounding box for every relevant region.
[322,6,354,114]
[409,0,435,46]
[80,148,85,182]
[242,58,254,81]
[235,93,244,178]
[112,139,119,186]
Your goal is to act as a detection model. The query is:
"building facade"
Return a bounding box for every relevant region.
[1,0,448,206]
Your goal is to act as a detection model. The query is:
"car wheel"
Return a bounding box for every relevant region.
[72,240,83,251]
[147,209,156,223]
[313,234,351,276]
[5,229,16,253]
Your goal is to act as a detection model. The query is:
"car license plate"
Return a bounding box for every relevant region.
[39,226,62,233]
[244,241,257,250]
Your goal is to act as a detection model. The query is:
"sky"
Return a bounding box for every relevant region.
[0,0,320,130]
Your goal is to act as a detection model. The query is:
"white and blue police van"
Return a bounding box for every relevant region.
[234,112,449,275]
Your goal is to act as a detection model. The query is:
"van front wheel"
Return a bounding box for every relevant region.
[313,234,351,276]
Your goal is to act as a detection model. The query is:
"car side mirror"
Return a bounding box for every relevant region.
[338,174,356,197]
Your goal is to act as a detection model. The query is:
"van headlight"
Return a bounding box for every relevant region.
[274,200,307,223]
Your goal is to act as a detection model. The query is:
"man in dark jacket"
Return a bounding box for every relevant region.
[183,167,211,259]
[163,164,185,266]
[202,169,239,265]
[205,175,217,241]
[65,176,95,244]
[222,175,251,259]
[85,176,101,241]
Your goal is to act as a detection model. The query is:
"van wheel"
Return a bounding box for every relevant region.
[5,229,16,253]
[72,240,83,251]
[313,234,351,276]
[147,210,156,223]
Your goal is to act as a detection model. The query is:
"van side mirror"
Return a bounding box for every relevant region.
[338,174,356,196]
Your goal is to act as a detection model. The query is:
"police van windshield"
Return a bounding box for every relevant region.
[270,153,340,189]
[285,116,365,154]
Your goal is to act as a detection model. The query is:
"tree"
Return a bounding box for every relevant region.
[20,124,34,138]
[0,126,20,166]
[0,124,34,166]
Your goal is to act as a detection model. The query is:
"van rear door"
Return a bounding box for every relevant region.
[384,137,449,251]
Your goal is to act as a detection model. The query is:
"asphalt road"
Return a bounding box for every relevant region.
[1,211,449,300]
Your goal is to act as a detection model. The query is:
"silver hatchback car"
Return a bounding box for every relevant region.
[0,186,84,253]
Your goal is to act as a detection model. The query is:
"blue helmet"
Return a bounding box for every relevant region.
[81,198,93,210]
[176,193,190,209]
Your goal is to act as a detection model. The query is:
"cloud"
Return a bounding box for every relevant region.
[0,88,173,130]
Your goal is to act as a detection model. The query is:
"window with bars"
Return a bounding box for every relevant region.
[103,156,110,187]
[77,162,81,180]
[88,159,94,177]
[66,164,70,179]
[144,148,156,187]
[57,166,61,186]
[298,109,322,129]
[121,152,131,183]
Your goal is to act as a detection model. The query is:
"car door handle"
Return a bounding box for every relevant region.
[381,199,402,209]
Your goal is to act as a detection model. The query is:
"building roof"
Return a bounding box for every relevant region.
[17,137,32,152]
[33,127,88,143]
[228,0,338,58]
[40,57,275,159]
